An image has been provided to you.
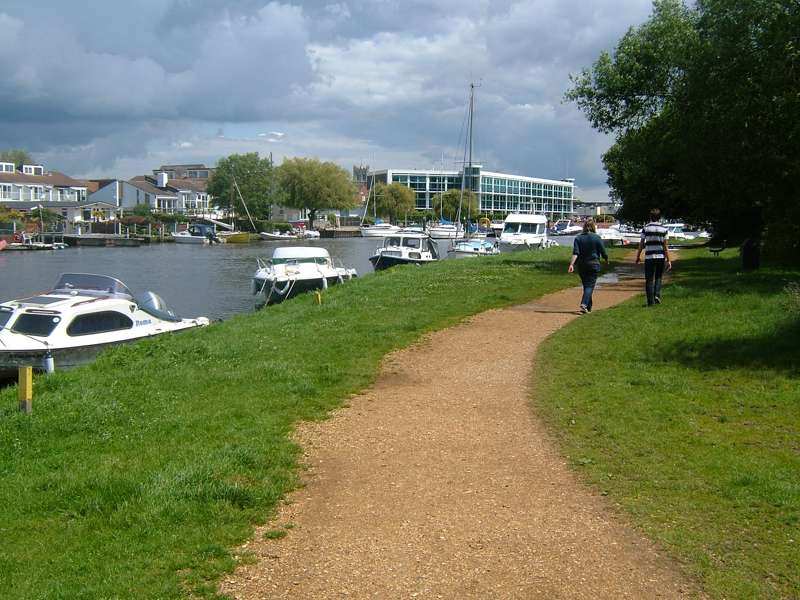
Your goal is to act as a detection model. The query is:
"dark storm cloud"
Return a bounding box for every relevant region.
[0,0,653,195]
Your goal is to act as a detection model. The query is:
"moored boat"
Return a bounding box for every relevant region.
[448,238,500,257]
[172,223,222,244]
[498,213,548,251]
[252,247,357,305]
[0,273,209,375]
[369,232,440,270]
[359,222,402,237]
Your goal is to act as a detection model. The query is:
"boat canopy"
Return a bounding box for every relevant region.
[53,273,134,298]
[503,213,548,224]
[272,247,331,260]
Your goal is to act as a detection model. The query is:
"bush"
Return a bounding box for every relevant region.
[781,281,800,316]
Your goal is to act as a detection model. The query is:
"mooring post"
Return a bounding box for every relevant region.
[18,366,32,414]
[314,291,322,305]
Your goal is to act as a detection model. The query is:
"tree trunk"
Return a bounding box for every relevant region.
[741,237,761,270]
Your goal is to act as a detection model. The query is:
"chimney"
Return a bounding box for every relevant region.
[157,172,168,187]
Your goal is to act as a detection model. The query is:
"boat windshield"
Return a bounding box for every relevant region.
[53,274,134,298]
[271,257,329,265]
[503,223,520,234]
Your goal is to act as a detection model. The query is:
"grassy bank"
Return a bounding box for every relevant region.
[0,249,577,599]
[534,248,800,599]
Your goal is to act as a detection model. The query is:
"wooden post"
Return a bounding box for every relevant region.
[18,367,32,414]
[314,291,322,305]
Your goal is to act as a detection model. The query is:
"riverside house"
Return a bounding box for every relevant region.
[0,161,88,205]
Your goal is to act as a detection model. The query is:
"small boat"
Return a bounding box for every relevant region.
[498,213,548,251]
[550,219,583,235]
[369,232,440,270]
[359,222,402,237]
[427,222,465,239]
[298,229,321,239]
[448,238,500,257]
[253,247,357,305]
[259,230,298,241]
[597,226,625,246]
[217,231,251,243]
[172,224,222,244]
[0,273,209,375]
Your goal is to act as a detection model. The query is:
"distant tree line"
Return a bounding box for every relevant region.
[567,0,800,264]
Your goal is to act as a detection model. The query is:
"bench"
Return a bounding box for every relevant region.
[708,240,726,256]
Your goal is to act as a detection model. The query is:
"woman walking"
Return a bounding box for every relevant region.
[568,219,609,313]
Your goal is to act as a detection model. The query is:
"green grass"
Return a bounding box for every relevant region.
[0,249,578,600]
[534,248,800,599]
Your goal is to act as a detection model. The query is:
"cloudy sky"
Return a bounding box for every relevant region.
[0,0,653,202]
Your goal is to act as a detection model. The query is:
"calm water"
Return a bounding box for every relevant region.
[0,238,455,320]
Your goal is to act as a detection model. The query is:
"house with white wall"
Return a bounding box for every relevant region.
[0,162,88,205]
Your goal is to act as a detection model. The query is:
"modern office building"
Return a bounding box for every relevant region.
[368,165,574,218]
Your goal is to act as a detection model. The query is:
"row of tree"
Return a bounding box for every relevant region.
[567,0,799,261]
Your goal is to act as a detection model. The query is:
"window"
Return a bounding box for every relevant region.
[0,184,10,199]
[12,313,62,337]
[0,162,14,173]
[402,237,421,249]
[67,311,133,336]
[0,307,13,328]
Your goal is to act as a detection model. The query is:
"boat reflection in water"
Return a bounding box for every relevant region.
[0,273,209,375]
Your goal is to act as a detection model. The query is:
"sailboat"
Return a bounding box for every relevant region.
[359,172,400,237]
[448,83,499,257]
[218,178,257,243]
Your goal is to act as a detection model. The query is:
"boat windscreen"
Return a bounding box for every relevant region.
[0,307,12,329]
[271,257,329,265]
[428,239,440,259]
[53,274,133,297]
[12,313,62,337]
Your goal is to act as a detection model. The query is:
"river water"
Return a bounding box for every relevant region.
[0,238,438,320]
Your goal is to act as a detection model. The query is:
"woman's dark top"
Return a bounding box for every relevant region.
[572,232,608,264]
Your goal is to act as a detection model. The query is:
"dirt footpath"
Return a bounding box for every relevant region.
[221,268,701,599]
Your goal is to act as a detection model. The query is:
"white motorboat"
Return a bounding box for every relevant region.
[427,222,465,239]
[359,222,402,237]
[550,219,583,235]
[498,213,549,251]
[0,273,209,374]
[172,223,222,244]
[448,238,500,257]
[259,231,297,241]
[369,232,440,270]
[299,229,321,239]
[597,226,625,246]
[252,247,357,305]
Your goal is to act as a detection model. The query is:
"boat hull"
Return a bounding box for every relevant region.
[171,234,208,244]
[255,275,353,305]
[369,254,436,270]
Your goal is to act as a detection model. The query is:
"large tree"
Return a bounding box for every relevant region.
[277,158,357,228]
[374,183,415,222]
[0,149,33,169]
[567,0,800,261]
[207,153,276,219]
[432,189,479,222]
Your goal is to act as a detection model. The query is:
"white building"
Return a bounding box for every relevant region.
[369,165,574,218]
[0,162,88,205]
[87,175,211,215]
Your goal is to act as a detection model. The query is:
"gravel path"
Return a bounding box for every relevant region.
[221,267,701,599]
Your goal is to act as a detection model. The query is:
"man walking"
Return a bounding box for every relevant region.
[635,209,672,306]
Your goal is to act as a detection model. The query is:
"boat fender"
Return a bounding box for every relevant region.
[322,276,328,290]
[42,350,55,374]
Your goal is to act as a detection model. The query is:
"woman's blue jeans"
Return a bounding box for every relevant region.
[578,261,601,310]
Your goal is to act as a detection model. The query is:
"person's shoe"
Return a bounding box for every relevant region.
[654,296,662,304]
[579,304,589,314]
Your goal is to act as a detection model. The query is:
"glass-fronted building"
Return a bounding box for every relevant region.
[369,165,574,218]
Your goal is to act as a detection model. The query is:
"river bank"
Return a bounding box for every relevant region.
[0,248,580,599]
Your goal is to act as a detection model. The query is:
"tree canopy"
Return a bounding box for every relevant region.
[567,0,800,259]
[276,158,357,228]
[0,149,34,169]
[432,189,479,222]
[207,153,276,219]
[374,183,415,222]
